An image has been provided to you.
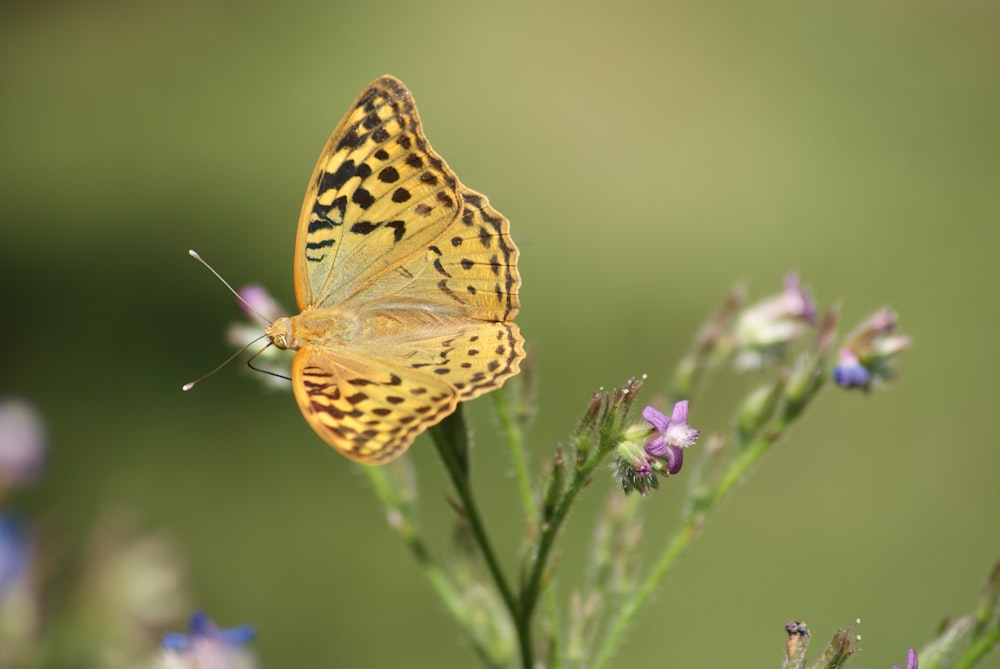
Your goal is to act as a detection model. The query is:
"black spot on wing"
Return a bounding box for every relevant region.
[386,220,406,242]
[351,221,380,235]
[353,187,375,209]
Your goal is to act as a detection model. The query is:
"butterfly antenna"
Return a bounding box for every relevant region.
[187,250,273,324]
[182,334,270,391]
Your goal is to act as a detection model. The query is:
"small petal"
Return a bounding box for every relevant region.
[644,435,668,458]
[665,445,684,475]
[642,405,671,433]
[670,400,689,424]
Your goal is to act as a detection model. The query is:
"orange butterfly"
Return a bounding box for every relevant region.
[263,76,523,464]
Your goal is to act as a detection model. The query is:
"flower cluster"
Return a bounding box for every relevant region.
[833,308,912,390]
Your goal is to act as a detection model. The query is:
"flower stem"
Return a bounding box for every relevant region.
[591,421,788,669]
[493,390,537,518]
[360,465,502,666]
[590,516,696,669]
[519,447,605,632]
[429,420,530,669]
[954,622,1000,669]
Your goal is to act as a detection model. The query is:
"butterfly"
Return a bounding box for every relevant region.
[263,76,523,465]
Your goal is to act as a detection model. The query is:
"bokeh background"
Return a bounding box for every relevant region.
[2,0,999,667]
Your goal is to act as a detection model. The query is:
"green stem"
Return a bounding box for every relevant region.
[590,516,696,669]
[493,392,565,666]
[591,422,788,669]
[430,426,530,669]
[519,447,605,629]
[954,623,1000,669]
[360,466,500,667]
[494,390,537,518]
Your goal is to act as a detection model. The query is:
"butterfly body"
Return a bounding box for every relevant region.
[267,76,523,465]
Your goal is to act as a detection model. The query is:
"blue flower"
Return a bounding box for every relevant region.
[160,611,257,668]
[0,515,32,602]
[832,350,870,388]
[642,401,699,475]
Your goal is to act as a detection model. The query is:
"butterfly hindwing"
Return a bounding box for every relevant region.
[291,346,460,464]
[290,316,523,464]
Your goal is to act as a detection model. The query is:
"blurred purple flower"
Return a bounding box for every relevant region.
[733,272,817,369]
[891,648,918,669]
[0,399,46,487]
[160,611,257,669]
[834,307,911,390]
[225,285,292,388]
[236,284,286,323]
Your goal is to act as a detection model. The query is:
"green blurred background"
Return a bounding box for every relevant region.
[2,0,999,666]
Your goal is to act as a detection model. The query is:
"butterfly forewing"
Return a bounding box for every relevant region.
[352,188,521,322]
[294,76,463,311]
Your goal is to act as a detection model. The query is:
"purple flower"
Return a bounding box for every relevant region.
[642,401,699,475]
[160,611,257,669]
[891,648,918,669]
[0,399,46,487]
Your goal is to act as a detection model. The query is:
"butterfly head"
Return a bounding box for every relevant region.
[264,318,293,350]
